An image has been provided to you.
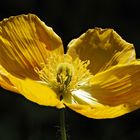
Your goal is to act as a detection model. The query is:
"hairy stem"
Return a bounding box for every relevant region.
[59,108,67,140]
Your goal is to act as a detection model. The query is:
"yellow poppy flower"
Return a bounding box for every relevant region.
[0,14,140,119]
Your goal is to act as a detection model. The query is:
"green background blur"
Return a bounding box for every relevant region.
[0,0,140,140]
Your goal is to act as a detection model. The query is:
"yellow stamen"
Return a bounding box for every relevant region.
[57,63,74,91]
[35,54,93,99]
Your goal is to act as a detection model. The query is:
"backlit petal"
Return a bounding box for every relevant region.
[66,103,129,119]
[0,14,63,79]
[8,76,64,108]
[90,62,140,106]
[67,28,135,75]
[64,90,130,119]
[65,62,140,118]
[0,65,18,93]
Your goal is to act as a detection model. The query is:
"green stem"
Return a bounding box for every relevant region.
[60,108,67,140]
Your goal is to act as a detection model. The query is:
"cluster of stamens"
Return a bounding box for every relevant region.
[56,63,73,92]
[35,55,93,99]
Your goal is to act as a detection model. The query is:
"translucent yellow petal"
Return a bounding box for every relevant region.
[0,65,18,93]
[64,62,140,118]
[0,14,63,79]
[8,76,64,108]
[64,90,131,119]
[65,103,130,119]
[67,28,135,75]
[90,62,140,106]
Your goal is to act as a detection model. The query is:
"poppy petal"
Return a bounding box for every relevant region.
[8,76,64,108]
[0,14,63,79]
[65,62,140,118]
[0,65,18,93]
[67,28,135,75]
[66,103,129,119]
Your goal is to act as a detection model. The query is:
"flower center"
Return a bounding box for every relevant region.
[35,54,93,99]
[56,63,73,90]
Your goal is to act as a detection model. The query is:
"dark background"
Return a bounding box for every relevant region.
[0,0,140,140]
